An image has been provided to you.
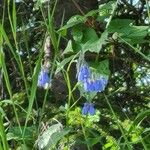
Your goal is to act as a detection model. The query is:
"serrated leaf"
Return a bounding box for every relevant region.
[7,126,36,141]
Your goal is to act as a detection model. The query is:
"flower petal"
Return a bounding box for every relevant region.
[88,103,95,115]
[37,68,50,88]
[82,103,89,115]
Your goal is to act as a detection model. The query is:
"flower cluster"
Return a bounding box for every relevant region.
[37,67,50,89]
[84,77,108,92]
[78,64,108,93]
[77,63,108,116]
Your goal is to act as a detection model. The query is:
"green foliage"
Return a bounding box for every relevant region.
[89,59,110,77]
[98,1,116,21]
[68,107,100,127]
[37,123,70,150]
[107,19,149,44]
[0,0,150,149]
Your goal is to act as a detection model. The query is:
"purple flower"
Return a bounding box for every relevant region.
[94,77,108,92]
[84,80,95,92]
[37,68,50,89]
[78,65,90,82]
[83,77,108,92]
[82,103,95,115]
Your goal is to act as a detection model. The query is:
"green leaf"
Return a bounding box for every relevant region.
[89,59,110,77]
[55,54,77,74]
[82,31,108,53]
[107,19,134,33]
[38,123,70,150]
[58,15,84,31]
[59,8,102,32]
[98,1,116,21]
[82,27,99,43]
[45,128,70,150]
[72,26,83,42]
[85,137,101,147]
[128,109,150,134]
[38,123,62,149]
[107,19,149,44]
[7,126,36,141]
[63,40,74,54]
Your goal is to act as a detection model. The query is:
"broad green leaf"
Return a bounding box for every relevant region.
[107,19,134,33]
[89,59,110,77]
[45,128,70,150]
[82,27,99,43]
[63,40,82,55]
[82,31,108,53]
[38,123,62,149]
[84,137,101,147]
[7,126,36,141]
[107,19,149,44]
[85,9,99,17]
[72,25,83,42]
[58,15,84,31]
[59,8,102,32]
[98,1,116,21]
[38,123,70,150]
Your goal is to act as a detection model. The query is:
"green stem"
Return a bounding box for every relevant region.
[104,95,132,150]
[145,0,150,26]
[81,123,91,150]
[0,114,9,150]
[118,36,150,62]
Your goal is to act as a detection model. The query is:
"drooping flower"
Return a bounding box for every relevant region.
[99,77,108,91]
[82,103,89,115]
[83,77,108,92]
[83,79,95,92]
[37,68,50,89]
[82,103,95,115]
[94,77,108,92]
[78,64,90,82]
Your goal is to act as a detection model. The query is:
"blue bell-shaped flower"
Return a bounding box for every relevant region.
[37,68,50,89]
[83,79,95,92]
[82,103,95,116]
[82,103,89,115]
[78,64,90,82]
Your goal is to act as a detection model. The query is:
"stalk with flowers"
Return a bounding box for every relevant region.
[77,55,108,116]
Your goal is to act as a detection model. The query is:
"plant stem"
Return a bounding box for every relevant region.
[104,94,133,150]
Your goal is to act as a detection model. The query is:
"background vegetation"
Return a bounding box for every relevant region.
[0,0,150,149]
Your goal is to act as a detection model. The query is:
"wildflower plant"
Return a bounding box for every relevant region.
[1,0,149,149]
[37,67,50,89]
[77,55,109,116]
[37,36,51,89]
